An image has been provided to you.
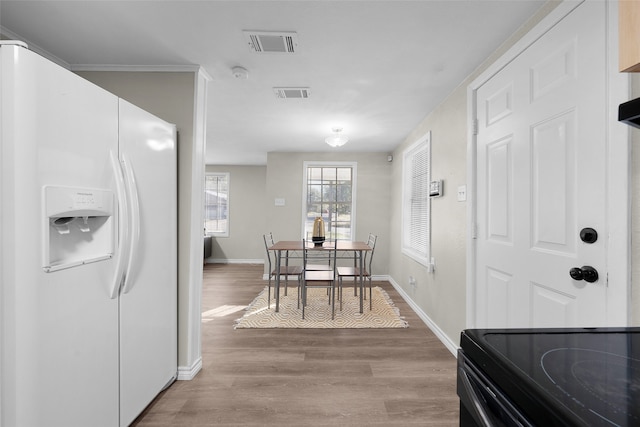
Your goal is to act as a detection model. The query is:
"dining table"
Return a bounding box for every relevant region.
[267,240,372,314]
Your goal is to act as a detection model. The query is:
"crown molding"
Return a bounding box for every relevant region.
[1,25,202,74]
[71,64,201,73]
[0,25,71,69]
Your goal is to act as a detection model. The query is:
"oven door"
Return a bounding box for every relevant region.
[457,350,534,427]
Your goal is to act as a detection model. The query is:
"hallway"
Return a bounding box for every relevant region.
[133,263,459,426]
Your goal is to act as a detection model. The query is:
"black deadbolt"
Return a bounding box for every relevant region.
[580,227,598,244]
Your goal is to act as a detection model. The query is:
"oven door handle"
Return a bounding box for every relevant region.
[458,366,495,427]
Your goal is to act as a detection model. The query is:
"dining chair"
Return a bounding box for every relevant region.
[303,232,333,271]
[337,233,377,310]
[301,239,338,319]
[263,233,302,308]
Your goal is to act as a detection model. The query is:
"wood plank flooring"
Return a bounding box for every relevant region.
[132,263,459,426]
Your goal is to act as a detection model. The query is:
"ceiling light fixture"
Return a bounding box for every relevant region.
[325,127,348,147]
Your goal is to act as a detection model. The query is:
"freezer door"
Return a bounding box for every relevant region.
[117,99,177,426]
[1,45,120,426]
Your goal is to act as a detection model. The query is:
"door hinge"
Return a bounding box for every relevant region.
[472,118,479,136]
[472,223,478,239]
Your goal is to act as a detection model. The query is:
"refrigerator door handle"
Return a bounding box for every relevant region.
[121,154,141,294]
[109,151,129,299]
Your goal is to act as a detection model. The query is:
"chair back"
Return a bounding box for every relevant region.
[263,232,275,271]
[365,233,377,273]
[302,239,338,273]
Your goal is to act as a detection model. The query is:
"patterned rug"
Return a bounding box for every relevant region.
[234,285,408,329]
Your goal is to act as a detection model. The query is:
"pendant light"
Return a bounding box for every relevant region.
[325,127,348,147]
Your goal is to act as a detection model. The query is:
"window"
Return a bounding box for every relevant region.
[402,131,431,267]
[302,162,357,241]
[204,173,229,236]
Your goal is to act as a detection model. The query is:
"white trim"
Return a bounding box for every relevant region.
[206,258,264,264]
[466,0,630,328]
[1,25,202,74]
[604,0,631,326]
[70,64,201,73]
[470,1,584,89]
[184,68,210,376]
[0,26,71,69]
[177,357,202,381]
[387,276,458,356]
[204,172,230,237]
[301,161,358,240]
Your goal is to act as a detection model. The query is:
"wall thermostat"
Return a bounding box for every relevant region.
[430,180,443,197]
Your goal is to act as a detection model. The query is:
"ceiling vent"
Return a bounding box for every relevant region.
[243,31,298,54]
[273,87,311,99]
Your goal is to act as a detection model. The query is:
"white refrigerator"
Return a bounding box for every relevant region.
[0,42,177,426]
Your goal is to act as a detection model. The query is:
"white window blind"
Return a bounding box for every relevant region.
[401,131,431,267]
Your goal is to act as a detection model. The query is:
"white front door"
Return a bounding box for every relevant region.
[474,1,621,328]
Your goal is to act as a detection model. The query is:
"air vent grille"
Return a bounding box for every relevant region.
[273,87,311,99]
[244,31,298,54]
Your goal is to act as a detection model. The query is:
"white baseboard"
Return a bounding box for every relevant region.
[177,357,202,381]
[205,258,264,264]
[386,275,459,357]
[262,274,301,280]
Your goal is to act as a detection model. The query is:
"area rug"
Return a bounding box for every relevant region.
[234,285,408,329]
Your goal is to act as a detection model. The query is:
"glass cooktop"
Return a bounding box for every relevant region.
[461,328,640,426]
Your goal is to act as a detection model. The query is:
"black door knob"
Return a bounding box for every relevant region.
[569,266,599,283]
[580,228,598,244]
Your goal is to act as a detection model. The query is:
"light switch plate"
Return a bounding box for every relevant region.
[274,198,285,206]
[457,185,467,202]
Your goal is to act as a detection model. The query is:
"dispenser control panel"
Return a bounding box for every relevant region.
[44,186,112,218]
[73,192,99,209]
[42,185,115,272]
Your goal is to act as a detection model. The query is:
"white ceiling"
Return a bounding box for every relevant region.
[0,0,546,165]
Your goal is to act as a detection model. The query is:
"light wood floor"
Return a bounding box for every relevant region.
[132,263,459,426]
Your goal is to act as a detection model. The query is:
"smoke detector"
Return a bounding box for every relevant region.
[273,87,311,99]
[243,31,298,54]
[231,66,248,79]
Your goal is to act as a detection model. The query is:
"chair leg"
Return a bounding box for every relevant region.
[267,275,271,308]
[369,278,373,310]
[302,280,307,319]
[331,282,336,320]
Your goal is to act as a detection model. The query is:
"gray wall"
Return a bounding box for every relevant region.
[264,152,393,276]
[207,153,392,276]
[204,165,267,262]
[389,87,468,344]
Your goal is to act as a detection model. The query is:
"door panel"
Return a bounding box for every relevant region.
[1,45,120,427]
[531,112,575,252]
[118,99,177,426]
[486,136,513,243]
[475,1,607,328]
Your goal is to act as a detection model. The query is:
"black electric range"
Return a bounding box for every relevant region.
[457,328,640,426]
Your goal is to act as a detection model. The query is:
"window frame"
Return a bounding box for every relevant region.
[301,161,357,241]
[204,172,230,237]
[401,131,431,268]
